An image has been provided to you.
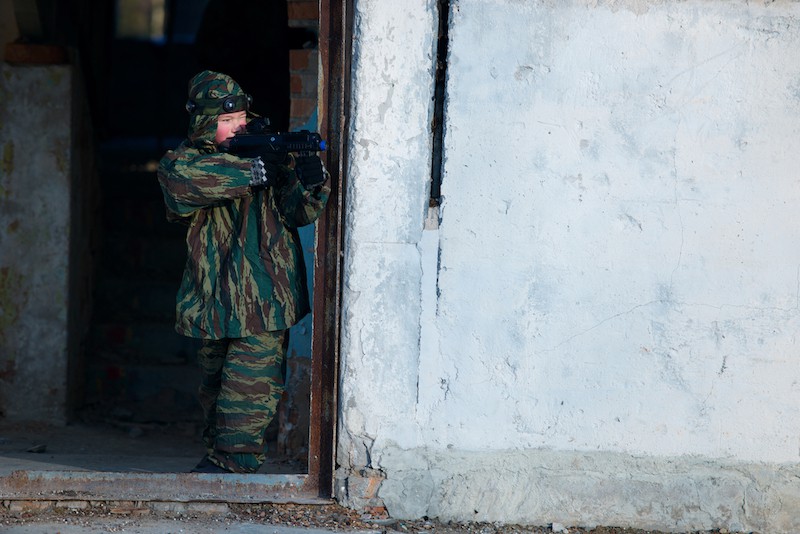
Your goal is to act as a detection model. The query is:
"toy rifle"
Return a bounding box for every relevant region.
[223,117,326,157]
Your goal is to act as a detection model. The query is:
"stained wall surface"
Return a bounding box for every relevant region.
[0,65,73,422]
[337,1,800,532]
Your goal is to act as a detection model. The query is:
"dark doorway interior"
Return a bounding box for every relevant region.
[0,0,324,477]
[84,0,322,473]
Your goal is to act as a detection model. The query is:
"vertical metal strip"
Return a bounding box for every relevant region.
[309,0,352,498]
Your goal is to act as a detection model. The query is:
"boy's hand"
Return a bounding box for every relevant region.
[249,157,276,188]
[294,155,325,188]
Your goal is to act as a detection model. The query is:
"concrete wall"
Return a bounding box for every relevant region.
[0,65,74,422]
[337,1,800,532]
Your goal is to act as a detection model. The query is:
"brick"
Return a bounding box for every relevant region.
[290,49,313,71]
[290,98,317,120]
[288,1,318,21]
[291,74,304,95]
[365,476,382,499]
[347,471,385,501]
[5,43,67,64]
[364,505,389,519]
[290,73,318,98]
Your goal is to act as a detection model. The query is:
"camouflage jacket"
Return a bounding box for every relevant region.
[158,142,330,339]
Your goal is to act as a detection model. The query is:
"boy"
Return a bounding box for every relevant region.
[157,70,329,473]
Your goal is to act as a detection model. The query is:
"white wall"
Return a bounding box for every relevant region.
[338,1,800,532]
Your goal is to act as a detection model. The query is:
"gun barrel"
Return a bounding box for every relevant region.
[228,130,326,154]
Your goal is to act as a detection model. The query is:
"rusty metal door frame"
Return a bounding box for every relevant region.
[307,0,353,499]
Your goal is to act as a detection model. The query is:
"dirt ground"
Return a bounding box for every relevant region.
[0,501,749,534]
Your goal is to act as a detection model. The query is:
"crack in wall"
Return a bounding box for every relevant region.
[543,300,661,351]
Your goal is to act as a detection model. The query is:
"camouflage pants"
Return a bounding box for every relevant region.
[196,331,288,473]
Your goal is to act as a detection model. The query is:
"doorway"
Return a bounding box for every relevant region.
[0,0,350,501]
[81,0,318,476]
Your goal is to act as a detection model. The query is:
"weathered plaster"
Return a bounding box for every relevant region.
[339,0,800,531]
[374,446,800,532]
[338,0,439,470]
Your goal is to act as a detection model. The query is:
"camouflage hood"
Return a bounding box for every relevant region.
[186,70,252,148]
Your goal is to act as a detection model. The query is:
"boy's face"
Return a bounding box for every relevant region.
[215,111,247,146]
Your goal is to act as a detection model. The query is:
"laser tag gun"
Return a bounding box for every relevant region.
[222,117,326,158]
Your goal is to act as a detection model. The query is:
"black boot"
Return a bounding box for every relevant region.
[190,455,230,473]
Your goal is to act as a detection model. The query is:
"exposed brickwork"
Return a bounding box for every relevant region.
[334,467,388,515]
[287,7,318,131]
[290,98,318,130]
[290,49,313,71]
[288,0,319,22]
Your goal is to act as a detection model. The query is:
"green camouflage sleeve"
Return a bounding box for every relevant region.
[158,143,254,217]
[273,165,331,228]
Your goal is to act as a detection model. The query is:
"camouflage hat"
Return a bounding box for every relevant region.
[186,70,252,116]
[185,70,252,146]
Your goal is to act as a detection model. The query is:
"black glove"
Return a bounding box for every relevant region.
[259,148,289,166]
[294,155,325,188]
